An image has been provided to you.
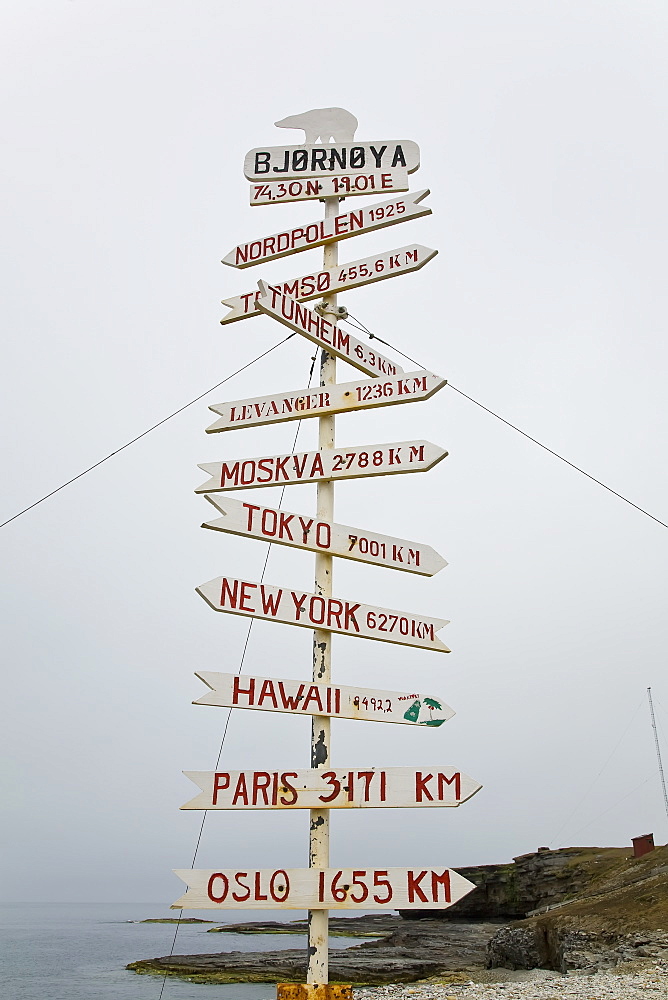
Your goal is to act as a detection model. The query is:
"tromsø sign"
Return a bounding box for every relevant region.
[220,244,437,324]
[173,109,481,990]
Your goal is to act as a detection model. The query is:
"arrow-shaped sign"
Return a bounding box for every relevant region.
[255,282,401,377]
[196,441,447,493]
[243,139,421,181]
[195,577,450,652]
[220,244,438,325]
[206,371,447,433]
[201,496,447,576]
[250,170,409,206]
[173,866,475,910]
[193,671,455,726]
[222,190,431,269]
[181,766,481,811]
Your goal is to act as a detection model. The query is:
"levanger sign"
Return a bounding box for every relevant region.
[173,866,476,910]
[206,372,447,433]
[193,671,455,726]
[200,496,447,576]
[195,576,451,652]
[180,766,482,811]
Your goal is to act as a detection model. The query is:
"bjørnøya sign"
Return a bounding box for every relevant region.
[222,191,431,269]
[256,282,401,377]
[250,170,408,206]
[206,372,447,433]
[201,496,447,577]
[243,140,420,181]
[195,577,450,653]
[196,441,447,493]
[220,245,437,324]
[173,866,475,910]
[181,767,481,811]
[194,671,455,726]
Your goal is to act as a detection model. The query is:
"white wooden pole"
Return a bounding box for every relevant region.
[307,195,339,985]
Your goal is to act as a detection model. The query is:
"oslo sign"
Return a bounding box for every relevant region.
[220,244,438,324]
[193,670,455,726]
[196,441,447,493]
[201,496,448,576]
[206,372,447,433]
[173,866,476,911]
[256,282,402,377]
[250,170,409,206]
[195,576,451,653]
[181,766,481,811]
[243,140,421,181]
[222,191,431,268]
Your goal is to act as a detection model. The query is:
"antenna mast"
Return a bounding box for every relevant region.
[647,686,668,825]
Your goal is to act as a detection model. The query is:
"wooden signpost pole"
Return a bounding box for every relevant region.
[308,194,339,985]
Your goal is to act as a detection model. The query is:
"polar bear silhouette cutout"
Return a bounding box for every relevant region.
[274,108,358,145]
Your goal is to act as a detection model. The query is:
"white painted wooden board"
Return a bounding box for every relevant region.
[181,767,481,810]
[220,244,437,324]
[201,496,447,576]
[195,577,450,653]
[255,282,402,377]
[196,441,447,493]
[222,191,431,268]
[206,372,446,433]
[244,140,421,180]
[250,170,409,205]
[193,671,455,726]
[173,866,475,910]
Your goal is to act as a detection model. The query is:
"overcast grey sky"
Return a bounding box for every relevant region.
[2,1,668,906]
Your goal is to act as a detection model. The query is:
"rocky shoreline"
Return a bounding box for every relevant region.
[127,918,501,984]
[127,846,668,985]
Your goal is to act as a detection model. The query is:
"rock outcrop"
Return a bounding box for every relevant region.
[127,918,501,984]
[400,846,630,920]
[487,844,668,972]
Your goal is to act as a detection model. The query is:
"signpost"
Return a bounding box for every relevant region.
[206,371,447,432]
[196,440,447,493]
[195,576,451,652]
[201,496,447,576]
[181,767,481,810]
[193,671,455,726]
[173,110,482,1000]
[222,191,431,268]
[173,866,476,911]
[220,244,438,324]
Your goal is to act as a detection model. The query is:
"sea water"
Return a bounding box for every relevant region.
[1,902,366,1000]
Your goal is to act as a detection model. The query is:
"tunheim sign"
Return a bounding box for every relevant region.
[173,108,482,997]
